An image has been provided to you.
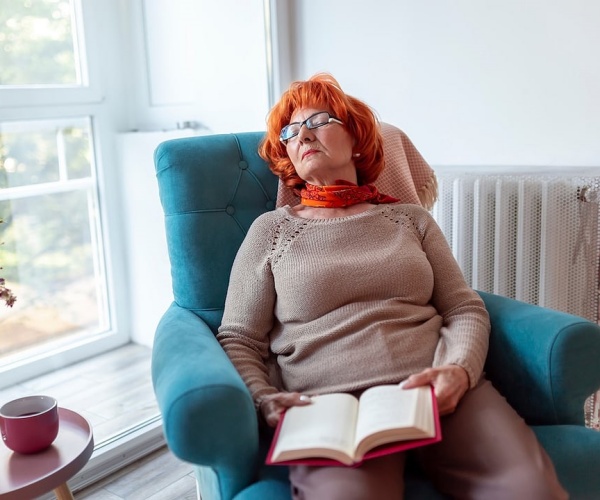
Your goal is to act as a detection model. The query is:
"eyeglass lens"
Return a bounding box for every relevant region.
[280,112,335,142]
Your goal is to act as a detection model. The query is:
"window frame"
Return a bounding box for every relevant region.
[0,0,101,106]
[0,0,131,389]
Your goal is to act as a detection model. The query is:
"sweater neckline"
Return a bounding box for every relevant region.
[280,203,392,222]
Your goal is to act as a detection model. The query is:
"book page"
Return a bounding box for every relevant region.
[270,393,359,462]
[354,385,432,454]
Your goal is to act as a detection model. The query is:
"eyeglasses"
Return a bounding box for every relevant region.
[279,111,343,143]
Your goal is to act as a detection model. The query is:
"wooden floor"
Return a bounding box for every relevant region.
[0,343,159,445]
[75,446,197,499]
[0,343,195,499]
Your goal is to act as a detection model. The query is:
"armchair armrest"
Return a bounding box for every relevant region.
[151,303,259,499]
[533,425,600,497]
[479,291,600,426]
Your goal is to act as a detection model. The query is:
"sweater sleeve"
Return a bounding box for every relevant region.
[417,208,490,388]
[216,213,280,406]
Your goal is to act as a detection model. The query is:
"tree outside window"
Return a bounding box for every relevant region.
[0,1,111,372]
[0,0,81,86]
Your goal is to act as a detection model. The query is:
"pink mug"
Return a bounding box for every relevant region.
[0,395,59,454]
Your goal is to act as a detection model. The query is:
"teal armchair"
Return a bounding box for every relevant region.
[151,132,600,499]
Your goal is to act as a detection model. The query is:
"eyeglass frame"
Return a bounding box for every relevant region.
[279,111,344,143]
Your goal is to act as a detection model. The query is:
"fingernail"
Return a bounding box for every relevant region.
[299,395,312,402]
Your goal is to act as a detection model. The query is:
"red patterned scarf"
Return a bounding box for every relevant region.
[300,180,400,208]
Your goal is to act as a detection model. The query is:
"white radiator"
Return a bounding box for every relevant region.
[432,171,600,323]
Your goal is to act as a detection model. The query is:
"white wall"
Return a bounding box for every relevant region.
[118,0,271,345]
[116,130,202,347]
[120,0,600,345]
[127,0,270,133]
[286,0,600,168]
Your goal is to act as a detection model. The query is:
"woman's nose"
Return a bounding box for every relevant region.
[297,124,314,142]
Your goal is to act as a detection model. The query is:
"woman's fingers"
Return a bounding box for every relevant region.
[261,392,312,427]
[401,365,469,416]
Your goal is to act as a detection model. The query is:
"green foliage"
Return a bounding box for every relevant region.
[0,119,96,303]
[0,123,91,189]
[0,188,96,303]
[0,0,77,85]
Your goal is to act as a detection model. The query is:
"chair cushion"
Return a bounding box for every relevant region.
[533,424,600,496]
[276,123,438,210]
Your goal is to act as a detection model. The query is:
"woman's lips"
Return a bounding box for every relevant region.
[302,149,319,160]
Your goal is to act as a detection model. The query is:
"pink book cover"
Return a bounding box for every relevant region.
[266,385,442,467]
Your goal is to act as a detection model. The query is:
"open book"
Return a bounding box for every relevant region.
[266,384,441,467]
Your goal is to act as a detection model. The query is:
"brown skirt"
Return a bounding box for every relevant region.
[289,379,568,500]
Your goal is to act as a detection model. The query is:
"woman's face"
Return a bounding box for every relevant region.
[284,106,356,186]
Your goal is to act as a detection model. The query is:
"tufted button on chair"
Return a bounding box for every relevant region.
[151,127,600,500]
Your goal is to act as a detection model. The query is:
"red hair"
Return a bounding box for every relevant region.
[259,73,384,192]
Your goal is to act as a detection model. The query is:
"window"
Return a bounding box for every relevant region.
[0,0,84,86]
[0,0,127,387]
[0,118,110,362]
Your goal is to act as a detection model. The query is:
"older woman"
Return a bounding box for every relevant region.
[216,74,567,499]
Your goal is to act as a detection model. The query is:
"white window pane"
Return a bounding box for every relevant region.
[0,118,92,188]
[0,118,109,366]
[0,0,84,87]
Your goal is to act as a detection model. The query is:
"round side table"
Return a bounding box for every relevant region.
[0,408,94,500]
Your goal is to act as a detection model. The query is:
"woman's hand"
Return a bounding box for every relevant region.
[402,365,469,416]
[259,392,313,427]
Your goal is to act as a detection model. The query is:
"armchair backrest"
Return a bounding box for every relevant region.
[154,125,435,335]
[154,132,278,334]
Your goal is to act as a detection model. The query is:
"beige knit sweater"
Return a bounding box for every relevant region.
[216,203,490,407]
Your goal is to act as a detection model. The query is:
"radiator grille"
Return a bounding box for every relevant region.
[432,173,600,323]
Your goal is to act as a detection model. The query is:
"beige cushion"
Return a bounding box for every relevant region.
[586,390,600,430]
[276,122,438,210]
